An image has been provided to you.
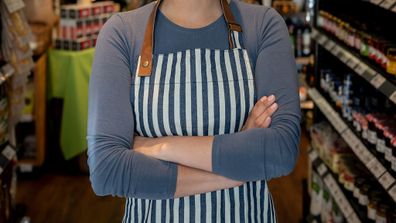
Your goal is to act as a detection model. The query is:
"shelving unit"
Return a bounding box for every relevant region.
[311,28,396,104]
[308,88,396,202]
[308,148,362,223]
[17,53,47,168]
[367,0,396,13]
[305,1,396,219]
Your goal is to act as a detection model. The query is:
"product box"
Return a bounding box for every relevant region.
[72,38,91,51]
[61,5,91,19]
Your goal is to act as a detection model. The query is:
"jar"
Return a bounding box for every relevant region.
[376,204,389,223]
[354,31,362,51]
[367,114,377,145]
[386,48,396,76]
[353,177,365,199]
[360,33,370,57]
[358,184,370,206]
[376,122,386,153]
[368,196,381,220]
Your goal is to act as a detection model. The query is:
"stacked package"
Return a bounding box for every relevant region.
[0,0,35,125]
[56,1,115,51]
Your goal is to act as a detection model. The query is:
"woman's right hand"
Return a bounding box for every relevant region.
[241,95,278,131]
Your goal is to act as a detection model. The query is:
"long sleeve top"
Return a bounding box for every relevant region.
[87,0,301,199]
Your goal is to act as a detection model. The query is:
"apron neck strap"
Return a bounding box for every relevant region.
[137,0,242,77]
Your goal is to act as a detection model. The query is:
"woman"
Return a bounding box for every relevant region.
[87,0,301,222]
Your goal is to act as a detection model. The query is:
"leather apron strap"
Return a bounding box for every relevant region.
[137,0,242,77]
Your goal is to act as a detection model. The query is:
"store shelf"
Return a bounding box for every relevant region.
[0,143,17,176]
[0,64,15,86]
[366,0,396,13]
[308,149,362,223]
[311,28,396,105]
[308,87,396,203]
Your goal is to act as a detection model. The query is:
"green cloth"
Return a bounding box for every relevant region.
[48,48,95,159]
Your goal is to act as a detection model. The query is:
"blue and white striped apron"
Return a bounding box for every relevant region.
[124,0,277,222]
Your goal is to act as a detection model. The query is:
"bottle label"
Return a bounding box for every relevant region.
[359,194,368,206]
[368,130,377,144]
[353,187,360,198]
[385,146,392,161]
[362,129,368,139]
[376,139,385,153]
[368,206,376,220]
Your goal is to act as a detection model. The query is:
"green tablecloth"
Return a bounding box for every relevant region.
[48,48,95,159]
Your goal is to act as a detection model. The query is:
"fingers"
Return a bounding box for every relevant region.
[250,95,276,119]
[254,102,278,128]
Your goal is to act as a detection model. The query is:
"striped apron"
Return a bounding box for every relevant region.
[124,0,277,222]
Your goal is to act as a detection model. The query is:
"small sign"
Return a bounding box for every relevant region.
[380,0,396,9]
[379,172,395,189]
[370,0,385,5]
[2,145,15,161]
[370,75,386,89]
[390,91,396,104]
[367,159,386,178]
[388,184,396,202]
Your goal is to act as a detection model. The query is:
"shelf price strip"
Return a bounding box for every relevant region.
[308,149,361,223]
[308,88,396,202]
[312,29,396,105]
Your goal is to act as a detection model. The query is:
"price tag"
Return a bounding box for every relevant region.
[318,35,328,45]
[342,202,354,217]
[380,0,396,9]
[362,68,377,81]
[379,172,395,189]
[390,91,396,104]
[342,130,356,147]
[360,148,374,164]
[324,41,335,50]
[367,159,386,178]
[371,0,385,4]
[389,184,396,202]
[346,57,359,69]
[332,117,347,133]
[317,163,328,176]
[2,145,15,160]
[340,53,350,63]
[309,149,319,161]
[347,212,361,223]
[370,74,386,89]
[3,0,25,13]
[332,46,342,55]
[354,63,368,76]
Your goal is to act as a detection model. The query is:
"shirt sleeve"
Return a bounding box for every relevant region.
[212,8,301,181]
[87,14,177,199]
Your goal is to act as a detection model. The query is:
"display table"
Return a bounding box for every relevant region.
[48,48,95,159]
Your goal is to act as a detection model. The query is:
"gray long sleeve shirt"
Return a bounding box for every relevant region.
[87,0,301,199]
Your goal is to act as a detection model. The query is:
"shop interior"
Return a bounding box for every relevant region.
[0,0,395,222]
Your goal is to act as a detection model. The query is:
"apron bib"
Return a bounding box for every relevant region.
[124,0,276,222]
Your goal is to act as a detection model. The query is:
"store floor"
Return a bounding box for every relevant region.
[16,131,309,223]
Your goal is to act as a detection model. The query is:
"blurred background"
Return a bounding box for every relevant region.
[0,0,395,222]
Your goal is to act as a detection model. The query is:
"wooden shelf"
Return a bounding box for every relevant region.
[16,53,47,168]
